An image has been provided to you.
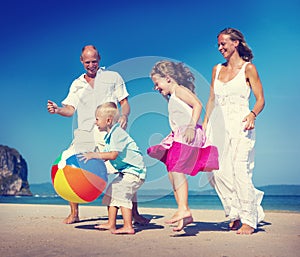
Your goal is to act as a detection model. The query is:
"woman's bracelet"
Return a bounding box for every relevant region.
[250,110,257,118]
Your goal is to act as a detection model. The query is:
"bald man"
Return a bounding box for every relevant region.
[47,45,149,225]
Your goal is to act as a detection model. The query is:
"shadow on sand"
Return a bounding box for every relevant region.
[74,214,272,236]
[170,220,272,237]
[74,214,165,233]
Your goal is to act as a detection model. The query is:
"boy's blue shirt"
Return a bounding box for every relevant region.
[104,123,146,179]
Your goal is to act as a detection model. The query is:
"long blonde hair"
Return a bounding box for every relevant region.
[150,60,195,93]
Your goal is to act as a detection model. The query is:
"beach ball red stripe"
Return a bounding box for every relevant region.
[63,165,105,202]
[51,164,58,184]
[51,154,62,184]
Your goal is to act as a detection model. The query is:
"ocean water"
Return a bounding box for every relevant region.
[1,194,300,212]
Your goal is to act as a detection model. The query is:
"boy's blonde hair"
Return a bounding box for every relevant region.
[96,102,120,126]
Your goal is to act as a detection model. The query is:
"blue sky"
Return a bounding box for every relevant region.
[1,0,299,190]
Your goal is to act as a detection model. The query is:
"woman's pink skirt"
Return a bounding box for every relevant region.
[147,125,219,176]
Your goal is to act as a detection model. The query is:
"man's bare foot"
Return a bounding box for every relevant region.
[229,220,241,230]
[63,214,79,224]
[237,224,255,235]
[173,216,193,232]
[111,227,135,235]
[133,214,150,225]
[94,223,115,231]
[165,210,192,224]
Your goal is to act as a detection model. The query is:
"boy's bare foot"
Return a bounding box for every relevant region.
[63,214,79,224]
[173,216,193,232]
[133,214,150,225]
[165,210,192,224]
[229,220,241,230]
[94,223,115,231]
[237,224,255,235]
[111,227,135,235]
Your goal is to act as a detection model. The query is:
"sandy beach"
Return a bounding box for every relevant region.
[0,204,299,257]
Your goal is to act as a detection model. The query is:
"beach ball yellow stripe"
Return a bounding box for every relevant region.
[53,168,88,203]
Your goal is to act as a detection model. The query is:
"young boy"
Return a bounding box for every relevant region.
[79,102,146,234]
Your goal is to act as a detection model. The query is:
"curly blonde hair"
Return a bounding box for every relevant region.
[150,60,195,93]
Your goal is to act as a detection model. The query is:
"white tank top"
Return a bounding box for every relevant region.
[168,90,199,132]
[214,62,250,109]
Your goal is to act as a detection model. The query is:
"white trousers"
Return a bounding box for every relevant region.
[211,129,264,229]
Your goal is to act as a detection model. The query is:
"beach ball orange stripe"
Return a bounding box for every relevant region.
[63,165,104,202]
[53,168,87,203]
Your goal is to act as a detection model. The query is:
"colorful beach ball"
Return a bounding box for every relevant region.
[51,154,108,203]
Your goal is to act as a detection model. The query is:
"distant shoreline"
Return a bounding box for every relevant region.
[1,194,300,212]
[27,183,300,196]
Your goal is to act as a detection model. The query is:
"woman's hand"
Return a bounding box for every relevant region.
[243,112,256,130]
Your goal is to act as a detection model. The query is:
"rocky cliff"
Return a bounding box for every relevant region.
[0,145,32,196]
